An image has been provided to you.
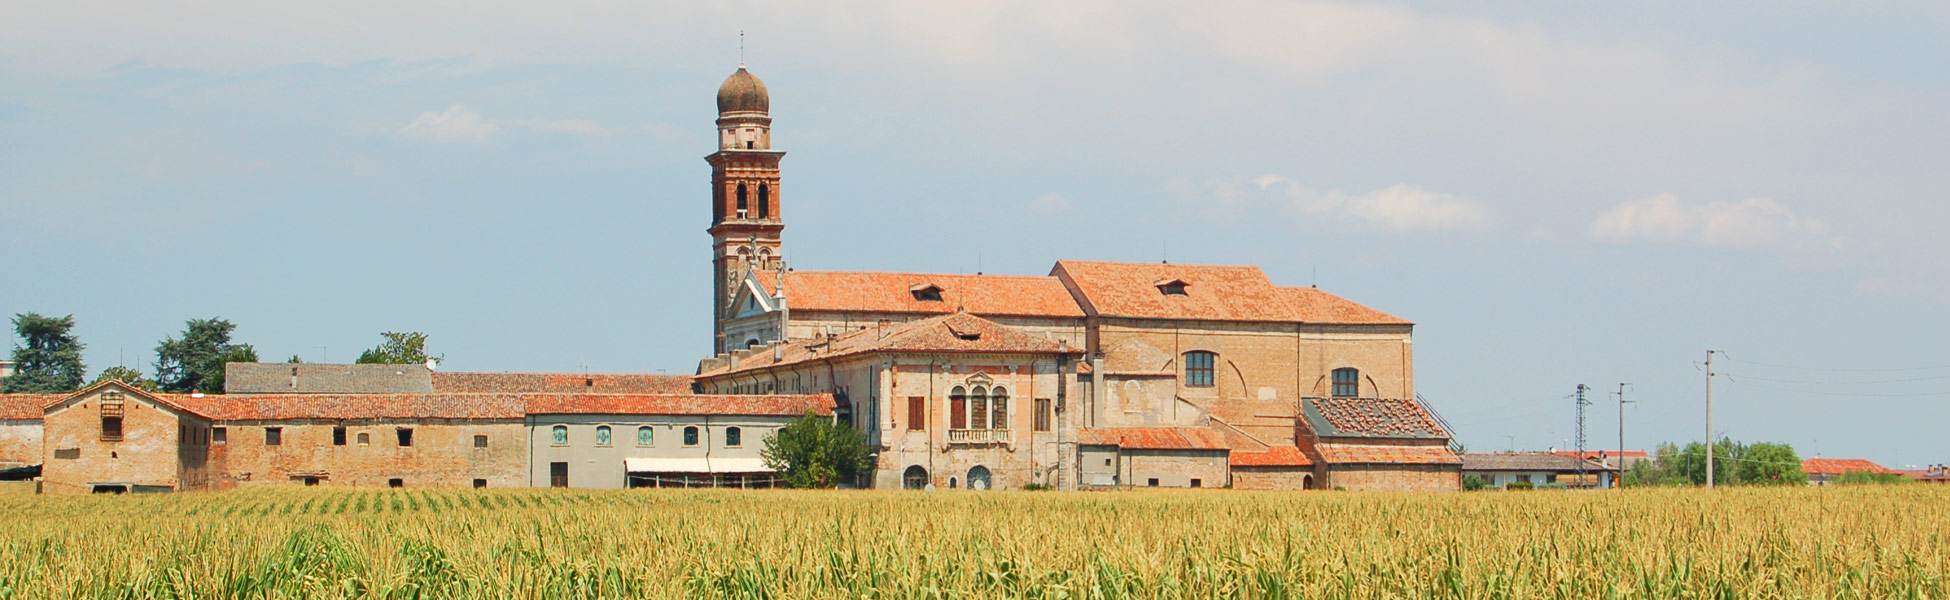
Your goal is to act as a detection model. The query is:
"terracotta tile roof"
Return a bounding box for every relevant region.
[55,381,227,419]
[1802,458,1894,476]
[701,312,1079,376]
[523,394,833,417]
[1302,397,1448,439]
[211,393,529,420]
[1894,469,1950,482]
[432,372,695,394]
[225,363,435,394]
[1463,452,1615,472]
[1075,427,1230,450]
[1278,287,1411,325]
[1316,444,1461,465]
[1554,450,1649,460]
[0,394,61,420]
[1230,446,1313,467]
[781,271,1084,318]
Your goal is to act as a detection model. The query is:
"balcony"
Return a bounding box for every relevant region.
[948,429,1011,445]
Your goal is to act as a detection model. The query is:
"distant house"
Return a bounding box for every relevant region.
[1894,465,1949,485]
[1553,450,1651,471]
[1463,453,1616,489]
[1802,458,1895,486]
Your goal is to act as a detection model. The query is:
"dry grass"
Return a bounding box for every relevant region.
[0,485,1942,599]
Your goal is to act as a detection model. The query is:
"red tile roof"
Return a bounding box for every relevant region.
[1052,260,1407,324]
[432,372,695,394]
[1231,446,1314,467]
[212,393,529,421]
[0,394,60,420]
[701,312,1079,376]
[1464,452,1615,472]
[1317,444,1461,465]
[782,271,1084,318]
[1303,397,1448,439]
[1075,427,1230,450]
[523,394,833,417]
[1553,450,1649,460]
[1802,458,1894,476]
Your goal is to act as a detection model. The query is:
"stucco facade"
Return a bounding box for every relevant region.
[526,414,798,488]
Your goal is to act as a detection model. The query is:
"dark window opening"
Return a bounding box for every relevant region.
[357,432,370,446]
[912,288,943,302]
[1184,351,1216,388]
[396,428,414,447]
[683,426,699,446]
[1190,478,1203,488]
[1147,478,1160,487]
[907,397,926,430]
[725,427,743,447]
[474,434,488,448]
[332,426,347,446]
[265,427,283,446]
[473,479,488,489]
[902,466,928,490]
[949,387,967,430]
[1156,279,1189,295]
[1332,368,1360,398]
[736,183,748,213]
[1034,399,1052,432]
[301,476,320,487]
[745,140,754,149]
[550,462,569,488]
[758,183,770,218]
[388,478,404,488]
[212,427,226,444]
[100,394,124,441]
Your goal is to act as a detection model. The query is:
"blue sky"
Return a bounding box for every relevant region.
[3,1,1946,466]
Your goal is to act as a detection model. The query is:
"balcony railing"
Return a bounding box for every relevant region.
[948,429,1011,445]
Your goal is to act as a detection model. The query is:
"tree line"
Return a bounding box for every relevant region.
[3,312,441,394]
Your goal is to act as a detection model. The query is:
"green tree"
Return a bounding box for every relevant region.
[91,366,159,391]
[286,354,304,364]
[1461,475,1489,491]
[4,313,87,393]
[1736,442,1808,486]
[155,318,258,393]
[760,411,872,488]
[356,331,442,365]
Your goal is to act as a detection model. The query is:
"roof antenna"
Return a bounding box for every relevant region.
[1312,266,1317,288]
[977,251,983,275]
[739,31,746,68]
[1161,241,1168,264]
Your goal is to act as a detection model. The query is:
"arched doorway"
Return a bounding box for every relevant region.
[968,466,992,490]
[1302,474,1315,490]
[902,466,928,490]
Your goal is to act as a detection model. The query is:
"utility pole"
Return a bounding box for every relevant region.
[1575,384,1590,486]
[1706,350,1718,489]
[1615,383,1633,489]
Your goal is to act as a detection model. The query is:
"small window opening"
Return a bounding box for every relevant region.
[736,183,748,212]
[1148,478,1160,487]
[388,478,403,488]
[595,426,612,446]
[683,426,700,446]
[550,462,569,488]
[725,427,743,447]
[212,427,227,444]
[584,377,593,387]
[332,426,347,446]
[910,283,944,302]
[473,434,488,448]
[302,476,320,487]
[1190,478,1203,488]
[356,432,369,446]
[1184,351,1216,388]
[396,428,414,447]
[758,183,770,218]
[100,393,124,441]
[551,425,568,445]
[265,427,282,446]
[473,479,488,489]
[1155,279,1189,296]
[1332,368,1360,398]
[746,140,754,149]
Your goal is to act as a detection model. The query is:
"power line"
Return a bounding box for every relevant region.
[1721,355,1950,373]
[1720,372,1950,385]
[1723,379,1946,398]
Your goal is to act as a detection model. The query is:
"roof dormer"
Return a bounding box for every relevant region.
[910,283,944,302]
[1154,278,1189,296]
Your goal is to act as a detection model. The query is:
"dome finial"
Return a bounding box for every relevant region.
[739,30,745,68]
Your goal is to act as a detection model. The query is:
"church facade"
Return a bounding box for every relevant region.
[697,66,1460,492]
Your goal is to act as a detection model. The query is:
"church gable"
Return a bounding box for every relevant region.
[729,270,782,319]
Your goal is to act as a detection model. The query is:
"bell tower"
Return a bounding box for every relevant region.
[708,64,785,354]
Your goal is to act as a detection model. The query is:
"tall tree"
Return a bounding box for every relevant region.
[91,366,159,392]
[155,318,257,393]
[760,411,872,488]
[4,313,87,393]
[356,331,442,365]
[1736,442,1808,486]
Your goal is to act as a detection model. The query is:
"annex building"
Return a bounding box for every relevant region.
[0,63,1461,493]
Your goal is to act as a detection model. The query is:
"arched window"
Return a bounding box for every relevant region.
[903,466,929,490]
[637,426,653,447]
[1332,368,1360,398]
[725,427,743,447]
[969,386,989,430]
[1184,351,1216,388]
[550,425,568,445]
[968,466,992,490]
[758,183,770,218]
[736,183,749,213]
[949,386,968,430]
[990,387,1009,431]
[683,426,700,446]
[595,425,612,446]
[356,432,370,446]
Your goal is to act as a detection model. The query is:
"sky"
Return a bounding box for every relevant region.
[3,1,1946,467]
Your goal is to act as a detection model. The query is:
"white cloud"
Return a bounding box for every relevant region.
[1254,176,1490,231]
[1590,193,1831,247]
[397,105,497,145]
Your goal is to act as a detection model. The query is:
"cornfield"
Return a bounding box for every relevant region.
[0,486,1942,599]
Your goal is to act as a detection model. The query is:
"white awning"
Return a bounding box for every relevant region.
[623,456,772,474]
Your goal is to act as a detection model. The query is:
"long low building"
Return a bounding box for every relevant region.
[7,379,831,494]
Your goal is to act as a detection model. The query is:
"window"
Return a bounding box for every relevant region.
[637,426,654,447]
[683,426,699,446]
[595,426,612,447]
[332,426,347,446]
[356,432,369,446]
[1184,351,1216,388]
[550,462,569,488]
[758,183,770,219]
[1190,478,1202,488]
[902,466,928,490]
[265,427,283,446]
[551,425,568,446]
[910,284,944,302]
[1518,474,1532,485]
[388,478,404,488]
[396,428,414,447]
[301,476,320,486]
[1332,368,1360,398]
[725,427,743,447]
[969,386,989,430]
[907,397,926,430]
[949,387,967,430]
[473,434,488,448]
[1156,279,1188,295]
[736,183,748,213]
[990,388,1008,430]
[1147,478,1160,487]
[968,466,992,491]
[100,393,124,441]
[212,427,226,444]
[473,479,487,489]
[1034,399,1052,432]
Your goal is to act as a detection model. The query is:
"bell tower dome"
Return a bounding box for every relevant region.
[707,64,786,354]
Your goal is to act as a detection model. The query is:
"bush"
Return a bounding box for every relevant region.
[1506,481,1534,491]
[1022,483,1053,491]
[1538,483,1569,490]
[1462,475,1489,491]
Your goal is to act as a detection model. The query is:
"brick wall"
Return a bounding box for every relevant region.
[40,388,212,494]
[215,420,525,489]
[1231,466,1314,490]
[0,420,41,466]
[1326,464,1459,492]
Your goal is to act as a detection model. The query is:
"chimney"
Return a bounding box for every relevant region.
[774,345,784,362]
